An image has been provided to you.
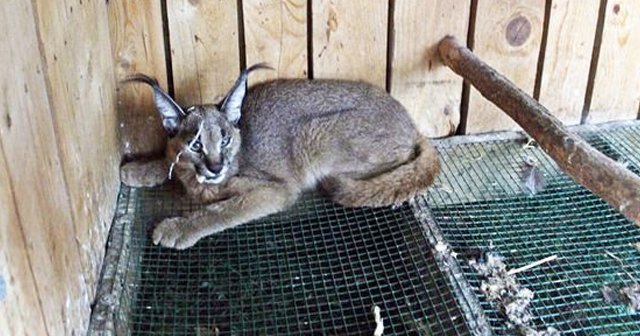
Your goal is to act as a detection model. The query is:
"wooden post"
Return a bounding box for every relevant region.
[438,35,640,225]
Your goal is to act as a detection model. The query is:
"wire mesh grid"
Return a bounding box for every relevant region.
[93,121,640,335]
[109,184,471,335]
[420,122,640,335]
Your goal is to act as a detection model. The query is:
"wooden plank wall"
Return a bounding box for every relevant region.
[243,0,308,85]
[466,0,546,133]
[109,1,168,157]
[312,0,388,87]
[113,1,640,154]
[538,0,599,125]
[391,0,471,136]
[589,0,640,123]
[0,0,119,335]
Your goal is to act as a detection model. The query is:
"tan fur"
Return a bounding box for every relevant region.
[121,68,440,249]
[321,137,440,207]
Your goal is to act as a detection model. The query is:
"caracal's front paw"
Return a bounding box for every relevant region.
[152,217,202,249]
[120,161,167,187]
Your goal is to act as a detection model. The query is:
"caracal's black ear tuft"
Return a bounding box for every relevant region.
[220,63,273,125]
[124,74,185,135]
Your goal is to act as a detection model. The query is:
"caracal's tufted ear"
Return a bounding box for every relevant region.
[124,74,185,135]
[219,63,272,125]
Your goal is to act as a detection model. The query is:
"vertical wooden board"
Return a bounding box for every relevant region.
[168,0,241,104]
[243,0,308,85]
[32,0,120,321]
[0,151,47,336]
[466,0,545,133]
[538,0,599,125]
[391,0,470,137]
[312,0,388,87]
[109,0,168,157]
[1,1,89,334]
[589,0,640,123]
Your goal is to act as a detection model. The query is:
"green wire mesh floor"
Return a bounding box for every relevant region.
[91,121,640,335]
[96,186,471,335]
[421,122,640,335]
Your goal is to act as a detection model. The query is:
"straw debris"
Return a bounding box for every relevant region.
[372,305,384,336]
[602,283,640,312]
[470,253,559,336]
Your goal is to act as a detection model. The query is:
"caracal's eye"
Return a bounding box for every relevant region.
[220,129,231,147]
[221,136,231,148]
[190,139,203,152]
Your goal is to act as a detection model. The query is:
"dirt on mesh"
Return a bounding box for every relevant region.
[602,283,640,312]
[469,253,559,336]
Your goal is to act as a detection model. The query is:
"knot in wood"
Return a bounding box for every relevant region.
[505,15,531,47]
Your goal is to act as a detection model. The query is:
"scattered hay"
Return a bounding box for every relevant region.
[371,305,384,336]
[620,284,640,311]
[601,249,640,312]
[469,253,559,336]
[168,150,183,180]
[602,283,640,312]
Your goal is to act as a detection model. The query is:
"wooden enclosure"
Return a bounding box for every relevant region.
[115,0,640,157]
[1,1,119,335]
[1,0,640,334]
